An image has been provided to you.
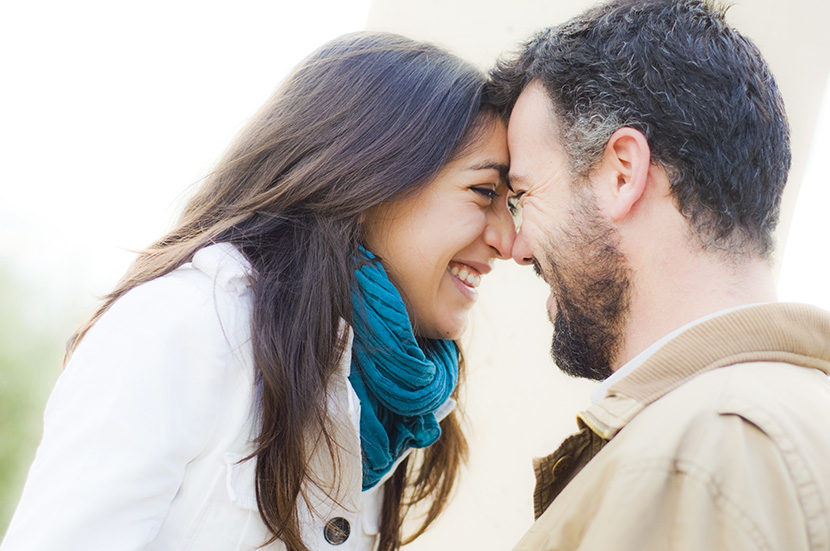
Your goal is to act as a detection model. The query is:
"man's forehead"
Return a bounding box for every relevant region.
[508,84,559,147]
[510,83,549,123]
[507,84,565,188]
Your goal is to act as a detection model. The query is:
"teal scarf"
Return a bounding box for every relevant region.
[349,248,459,490]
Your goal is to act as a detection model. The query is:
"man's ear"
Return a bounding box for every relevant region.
[594,127,650,222]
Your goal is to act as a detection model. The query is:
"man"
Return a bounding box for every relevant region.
[489,0,830,549]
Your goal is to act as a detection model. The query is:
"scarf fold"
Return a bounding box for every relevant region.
[349,248,459,489]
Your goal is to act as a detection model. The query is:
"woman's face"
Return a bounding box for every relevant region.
[363,119,515,340]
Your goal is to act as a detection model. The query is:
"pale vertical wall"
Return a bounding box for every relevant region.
[364,1,830,549]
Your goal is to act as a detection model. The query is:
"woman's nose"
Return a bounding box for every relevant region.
[484,199,517,259]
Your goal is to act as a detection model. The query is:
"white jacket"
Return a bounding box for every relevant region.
[2,243,385,551]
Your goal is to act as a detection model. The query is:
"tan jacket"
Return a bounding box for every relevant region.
[515,303,830,551]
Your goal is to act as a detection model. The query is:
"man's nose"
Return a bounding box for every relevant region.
[511,230,534,265]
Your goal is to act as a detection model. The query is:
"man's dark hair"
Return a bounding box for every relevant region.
[489,0,791,257]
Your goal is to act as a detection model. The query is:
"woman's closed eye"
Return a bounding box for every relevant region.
[471,186,501,201]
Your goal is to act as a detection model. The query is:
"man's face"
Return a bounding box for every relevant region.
[507,82,630,380]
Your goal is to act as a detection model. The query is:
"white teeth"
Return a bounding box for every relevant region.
[449,263,482,288]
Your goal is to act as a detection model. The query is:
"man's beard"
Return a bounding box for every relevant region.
[539,189,631,381]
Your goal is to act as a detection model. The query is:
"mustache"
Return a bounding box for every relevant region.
[532,259,544,278]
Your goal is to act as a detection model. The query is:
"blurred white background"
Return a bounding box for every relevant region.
[1,0,828,547]
[779,70,830,308]
[1,0,369,303]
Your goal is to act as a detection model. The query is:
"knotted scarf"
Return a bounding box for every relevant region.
[349,248,459,489]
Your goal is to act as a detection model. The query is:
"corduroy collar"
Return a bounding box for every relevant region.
[578,302,830,440]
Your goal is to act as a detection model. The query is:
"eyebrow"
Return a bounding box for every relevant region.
[467,162,509,183]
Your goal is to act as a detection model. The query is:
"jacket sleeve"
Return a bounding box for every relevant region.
[1,272,245,551]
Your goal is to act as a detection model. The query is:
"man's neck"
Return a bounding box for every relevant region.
[615,251,777,371]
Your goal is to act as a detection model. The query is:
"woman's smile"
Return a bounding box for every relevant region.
[363,117,515,339]
[448,261,486,289]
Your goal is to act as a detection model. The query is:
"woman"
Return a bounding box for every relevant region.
[1,32,514,550]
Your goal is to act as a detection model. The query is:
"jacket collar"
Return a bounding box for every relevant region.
[579,302,830,440]
[532,302,830,519]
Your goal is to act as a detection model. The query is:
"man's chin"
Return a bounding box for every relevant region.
[551,326,615,382]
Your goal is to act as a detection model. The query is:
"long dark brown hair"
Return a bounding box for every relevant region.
[67,32,495,550]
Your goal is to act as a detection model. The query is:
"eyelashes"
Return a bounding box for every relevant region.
[471,186,501,201]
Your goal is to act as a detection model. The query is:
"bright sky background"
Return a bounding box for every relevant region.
[0,0,371,313]
[1,0,828,316]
